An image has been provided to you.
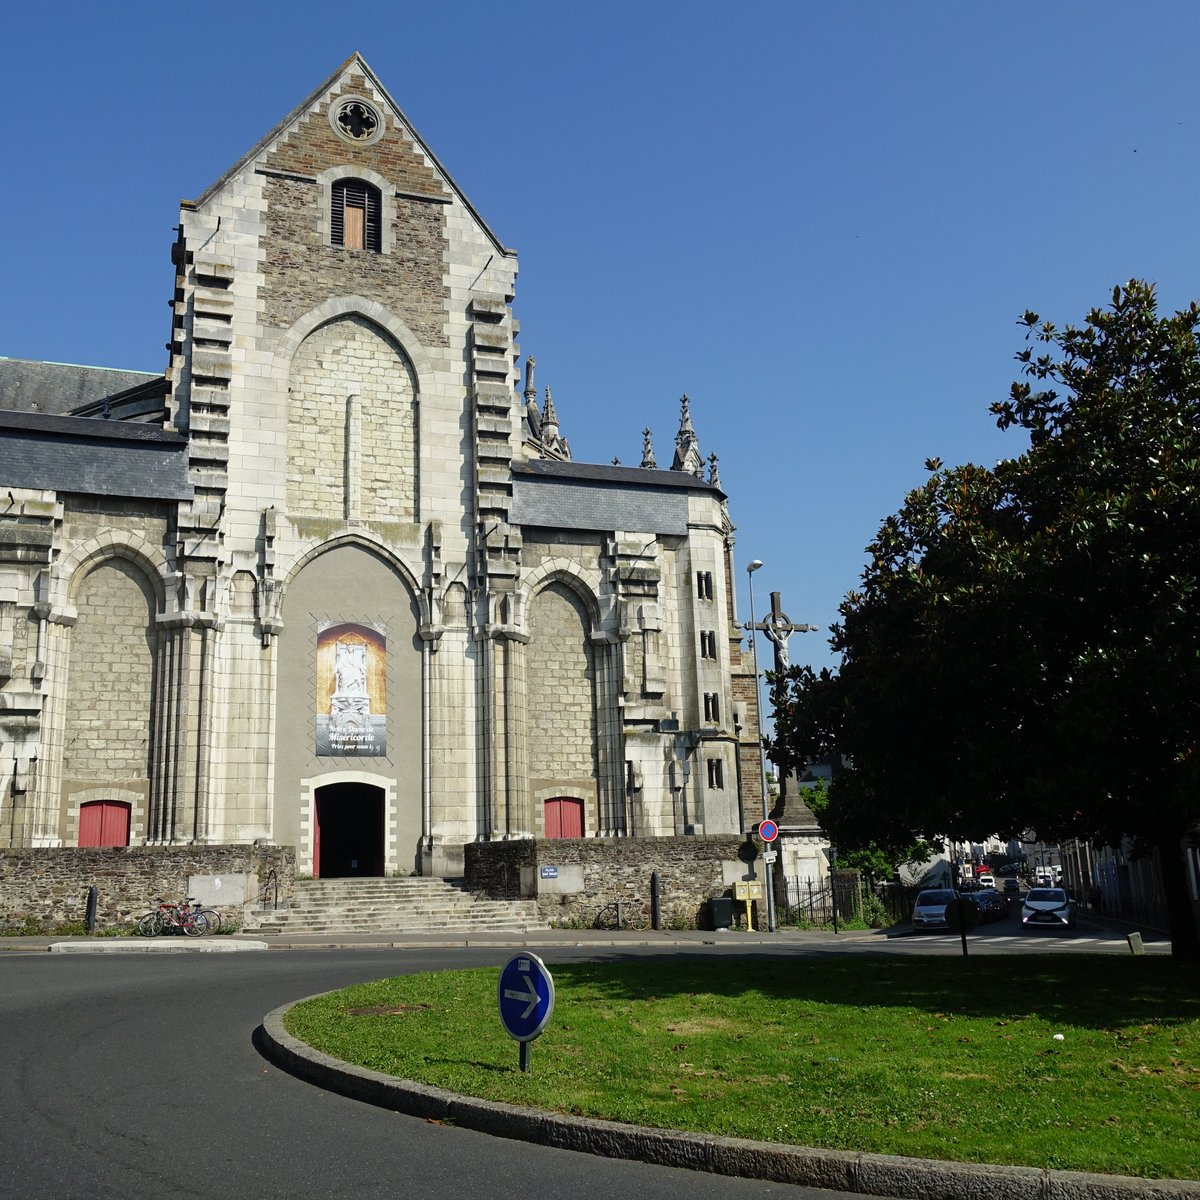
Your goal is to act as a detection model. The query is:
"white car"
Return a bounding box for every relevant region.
[977,872,995,889]
[1021,887,1076,930]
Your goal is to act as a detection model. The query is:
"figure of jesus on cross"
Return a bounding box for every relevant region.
[748,590,817,674]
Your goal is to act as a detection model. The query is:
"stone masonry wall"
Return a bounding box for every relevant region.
[525,584,597,789]
[63,559,157,782]
[465,834,759,928]
[0,845,294,931]
[286,314,417,520]
[260,70,450,347]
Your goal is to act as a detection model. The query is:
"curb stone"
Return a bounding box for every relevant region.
[258,1000,1200,1200]
[47,938,269,953]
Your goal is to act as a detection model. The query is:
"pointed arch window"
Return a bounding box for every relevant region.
[332,179,382,252]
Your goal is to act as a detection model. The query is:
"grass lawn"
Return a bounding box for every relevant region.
[284,955,1200,1180]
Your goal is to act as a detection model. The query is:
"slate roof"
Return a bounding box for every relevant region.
[0,409,192,501]
[0,357,163,417]
[515,458,724,496]
[512,459,723,536]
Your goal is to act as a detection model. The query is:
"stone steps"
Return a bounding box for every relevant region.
[243,877,544,935]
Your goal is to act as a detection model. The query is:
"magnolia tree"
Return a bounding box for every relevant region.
[771,282,1200,959]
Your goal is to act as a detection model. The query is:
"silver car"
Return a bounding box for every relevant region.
[1021,887,1076,930]
[911,888,957,930]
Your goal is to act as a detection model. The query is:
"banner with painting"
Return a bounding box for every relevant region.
[315,621,386,756]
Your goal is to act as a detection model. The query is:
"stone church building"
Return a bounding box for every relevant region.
[0,55,764,882]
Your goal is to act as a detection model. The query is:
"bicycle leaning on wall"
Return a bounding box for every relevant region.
[136,897,212,937]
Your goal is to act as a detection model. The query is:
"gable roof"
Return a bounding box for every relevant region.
[188,52,514,258]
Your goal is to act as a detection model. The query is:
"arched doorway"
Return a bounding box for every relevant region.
[314,783,384,877]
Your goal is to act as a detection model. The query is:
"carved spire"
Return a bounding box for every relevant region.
[523,356,542,438]
[542,386,559,435]
[641,427,657,469]
[671,394,704,476]
[707,451,722,489]
[537,386,571,461]
[523,355,537,406]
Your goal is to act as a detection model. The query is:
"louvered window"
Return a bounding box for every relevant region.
[332,179,382,252]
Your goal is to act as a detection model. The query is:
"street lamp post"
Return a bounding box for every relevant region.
[746,560,776,934]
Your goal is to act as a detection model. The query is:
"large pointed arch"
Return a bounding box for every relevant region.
[279,532,423,613]
[524,576,602,834]
[272,537,425,875]
[278,303,423,525]
[54,532,170,616]
[272,294,434,392]
[520,558,604,632]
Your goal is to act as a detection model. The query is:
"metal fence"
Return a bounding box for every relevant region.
[779,875,865,927]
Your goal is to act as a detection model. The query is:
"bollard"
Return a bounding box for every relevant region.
[650,871,661,930]
[85,885,98,935]
[1127,931,1145,956]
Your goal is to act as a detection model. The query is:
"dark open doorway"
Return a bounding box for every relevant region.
[314,783,385,878]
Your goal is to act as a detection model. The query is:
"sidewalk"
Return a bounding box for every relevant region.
[0,925,886,953]
[0,912,1169,954]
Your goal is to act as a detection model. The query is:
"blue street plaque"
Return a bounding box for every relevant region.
[540,865,559,879]
[497,952,555,1043]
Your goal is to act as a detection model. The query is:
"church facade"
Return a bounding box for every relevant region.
[0,55,762,879]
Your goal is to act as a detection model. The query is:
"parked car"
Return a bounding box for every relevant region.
[977,872,996,889]
[1021,887,1076,930]
[911,889,957,930]
[974,888,1007,922]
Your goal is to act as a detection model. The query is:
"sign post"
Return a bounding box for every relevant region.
[497,952,555,1073]
[943,896,979,957]
[754,820,779,931]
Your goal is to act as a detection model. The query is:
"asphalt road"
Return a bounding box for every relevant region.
[2,946,871,1200]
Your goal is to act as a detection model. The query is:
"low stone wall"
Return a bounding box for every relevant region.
[464,835,764,929]
[0,845,295,931]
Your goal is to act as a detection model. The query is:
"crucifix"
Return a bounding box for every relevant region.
[748,591,817,673]
[748,590,822,833]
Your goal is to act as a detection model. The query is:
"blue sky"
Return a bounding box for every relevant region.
[3,2,1199,673]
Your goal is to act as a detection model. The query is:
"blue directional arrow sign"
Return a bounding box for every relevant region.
[497,952,555,1043]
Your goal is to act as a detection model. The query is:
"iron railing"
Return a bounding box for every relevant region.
[779,875,865,927]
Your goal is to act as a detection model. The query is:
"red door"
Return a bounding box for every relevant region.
[544,797,583,839]
[78,801,131,848]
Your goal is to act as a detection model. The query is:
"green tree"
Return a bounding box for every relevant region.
[770,282,1200,959]
[798,779,939,886]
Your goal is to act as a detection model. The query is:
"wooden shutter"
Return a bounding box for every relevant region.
[344,205,365,250]
[332,180,381,251]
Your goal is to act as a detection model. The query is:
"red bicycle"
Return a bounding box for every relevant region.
[136,897,209,936]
